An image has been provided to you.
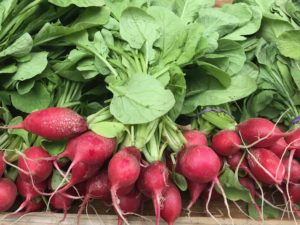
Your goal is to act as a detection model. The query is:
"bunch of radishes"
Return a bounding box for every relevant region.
[1,107,300,224]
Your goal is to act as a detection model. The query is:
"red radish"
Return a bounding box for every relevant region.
[138,161,169,225]
[161,184,182,225]
[179,146,221,183]
[18,146,52,183]
[55,162,100,193]
[57,131,116,166]
[215,0,233,7]
[247,148,285,185]
[0,178,17,211]
[237,118,282,147]
[203,185,221,201]
[0,152,5,177]
[117,190,142,225]
[268,138,288,158]
[227,152,249,172]
[77,170,111,224]
[282,158,300,183]
[187,181,207,211]
[53,131,115,194]
[239,177,262,218]
[183,130,207,149]
[25,199,45,212]
[285,128,300,150]
[289,183,300,204]
[239,177,256,197]
[3,108,87,140]
[108,147,141,225]
[16,176,47,213]
[50,191,74,223]
[212,130,241,156]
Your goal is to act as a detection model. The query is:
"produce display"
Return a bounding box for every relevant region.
[0,0,300,224]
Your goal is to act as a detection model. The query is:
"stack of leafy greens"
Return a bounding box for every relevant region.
[0,0,300,221]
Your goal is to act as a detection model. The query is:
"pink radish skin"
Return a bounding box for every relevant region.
[239,177,256,197]
[108,147,141,225]
[25,200,44,212]
[55,162,100,193]
[18,146,52,183]
[0,178,17,212]
[227,152,249,172]
[239,177,262,218]
[212,130,241,156]
[237,118,282,148]
[179,146,221,183]
[282,158,300,183]
[268,138,288,158]
[117,190,142,225]
[138,161,169,225]
[285,128,300,159]
[247,148,285,185]
[183,130,207,149]
[161,184,182,225]
[187,181,207,211]
[289,183,300,204]
[77,170,111,224]
[215,0,233,7]
[5,108,87,140]
[16,176,47,213]
[50,191,74,223]
[0,152,5,177]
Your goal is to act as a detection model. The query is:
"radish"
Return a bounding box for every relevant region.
[268,138,288,158]
[138,161,169,225]
[53,131,116,194]
[289,183,300,204]
[77,170,111,224]
[50,191,74,223]
[0,178,17,211]
[161,184,182,225]
[25,199,45,212]
[178,145,233,221]
[55,162,100,193]
[215,0,233,7]
[183,130,207,149]
[18,146,52,183]
[285,128,300,159]
[282,158,300,183]
[237,118,282,147]
[186,181,207,211]
[179,146,221,183]
[117,190,142,225]
[212,130,241,156]
[108,147,141,225]
[227,152,249,173]
[247,148,285,185]
[16,176,47,213]
[2,107,88,140]
[0,152,5,177]
[239,177,262,218]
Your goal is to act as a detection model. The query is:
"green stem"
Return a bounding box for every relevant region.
[78,44,118,77]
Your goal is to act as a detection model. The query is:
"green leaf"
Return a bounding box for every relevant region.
[0,0,17,31]
[89,121,125,139]
[11,82,51,113]
[174,0,214,24]
[173,172,188,191]
[147,6,186,65]
[12,52,48,81]
[0,64,17,74]
[48,0,105,7]
[277,30,300,60]
[214,40,246,75]
[216,166,252,203]
[0,33,32,58]
[41,140,67,156]
[120,7,160,50]
[50,170,70,190]
[34,7,110,46]
[16,80,35,95]
[248,199,279,219]
[109,75,175,124]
